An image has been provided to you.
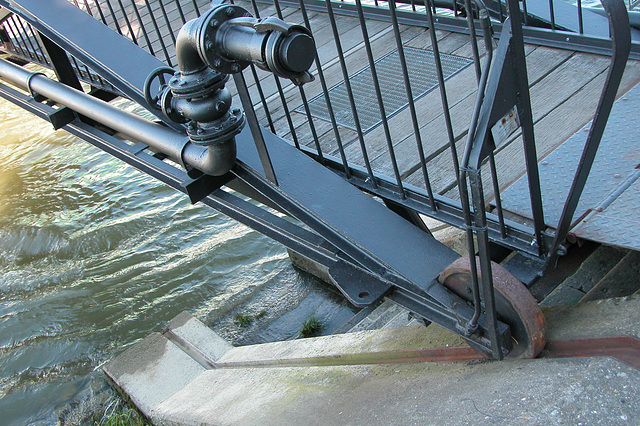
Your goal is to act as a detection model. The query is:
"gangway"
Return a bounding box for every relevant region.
[0,0,635,361]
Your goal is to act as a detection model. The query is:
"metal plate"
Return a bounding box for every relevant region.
[298,47,472,133]
[571,173,640,251]
[499,83,640,249]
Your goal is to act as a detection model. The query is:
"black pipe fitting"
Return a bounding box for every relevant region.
[148,2,315,176]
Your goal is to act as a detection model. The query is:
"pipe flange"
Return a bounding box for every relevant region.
[262,27,315,85]
[168,68,229,99]
[197,4,252,74]
[186,107,246,145]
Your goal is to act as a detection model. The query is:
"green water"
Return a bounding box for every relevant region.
[0,97,354,424]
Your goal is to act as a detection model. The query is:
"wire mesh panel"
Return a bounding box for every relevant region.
[298,47,472,132]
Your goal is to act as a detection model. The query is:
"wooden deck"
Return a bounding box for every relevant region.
[77,0,640,209]
[226,0,640,208]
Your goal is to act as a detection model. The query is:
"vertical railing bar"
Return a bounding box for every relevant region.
[26,24,49,64]
[82,62,96,83]
[271,0,284,23]
[298,86,325,163]
[488,151,507,238]
[8,17,35,60]
[577,0,584,34]
[454,0,459,17]
[92,0,109,25]
[548,0,556,30]
[173,0,187,24]
[299,0,350,176]
[273,77,301,149]
[103,0,125,35]
[250,65,277,133]
[129,0,156,56]
[356,0,404,195]
[234,71,280,184]
[115,0,139,44]
[69,56,83,80]
[191,0,201,16]
[247,0,298,146]
[248,0,261,15]
[15,17,40,61]
[244,0,276,134]
[522,0,529,26]
[324,0,377,188]
[464,0,482,81]
[4,18,30,59]
[157,0,177,46]
[424,0,460,183]
[390,0,438,208]
[81,0,94,17]
[498,0,505,21]
[271,0,325,161]
[142,0,174,66]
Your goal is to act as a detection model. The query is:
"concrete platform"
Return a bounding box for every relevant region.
[104,297,640,425]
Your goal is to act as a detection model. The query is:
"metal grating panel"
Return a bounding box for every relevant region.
[499,83,640,249]
[571,173,640,251]
[298,47,473,133]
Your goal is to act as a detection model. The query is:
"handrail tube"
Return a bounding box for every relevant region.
[0,56,223,175]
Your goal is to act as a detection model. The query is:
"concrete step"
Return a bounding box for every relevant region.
[104,296,640,425]
[540,245,629,307]
[345,298,417,332]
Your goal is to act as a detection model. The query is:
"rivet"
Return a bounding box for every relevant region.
[231,63,240,73]
[226,7,235,17]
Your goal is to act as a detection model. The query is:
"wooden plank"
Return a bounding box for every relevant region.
[254,23,421,134]
[401,45,577,193]
[439,58,640,202]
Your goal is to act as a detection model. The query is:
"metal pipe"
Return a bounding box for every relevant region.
[0,56,228,175]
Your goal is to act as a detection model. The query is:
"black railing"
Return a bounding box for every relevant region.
[0,0,632,262]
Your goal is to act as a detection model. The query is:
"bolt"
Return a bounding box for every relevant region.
[170,77,178,84]
[210,19,219,29]
[614,173,621,178]
[206,41,214,50]
[179,80,187,86]
[231,63,241,73]
[214,59,222,68]
[226,7,235,17]
[216,101,226,111]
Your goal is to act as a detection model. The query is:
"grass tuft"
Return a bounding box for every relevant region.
[299,314,323,338]
[234,313,254,327]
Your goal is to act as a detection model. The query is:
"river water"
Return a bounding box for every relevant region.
[0,96,355,424]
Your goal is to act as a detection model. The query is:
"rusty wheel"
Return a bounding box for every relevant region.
[438,257,547,359]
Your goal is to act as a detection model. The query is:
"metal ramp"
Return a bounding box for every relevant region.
[0,0,635,361]
[499,83,640,251]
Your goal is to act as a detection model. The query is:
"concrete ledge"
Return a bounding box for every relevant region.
[105,297,640,425]
[103,332,207,414]
[544,295,640,340]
